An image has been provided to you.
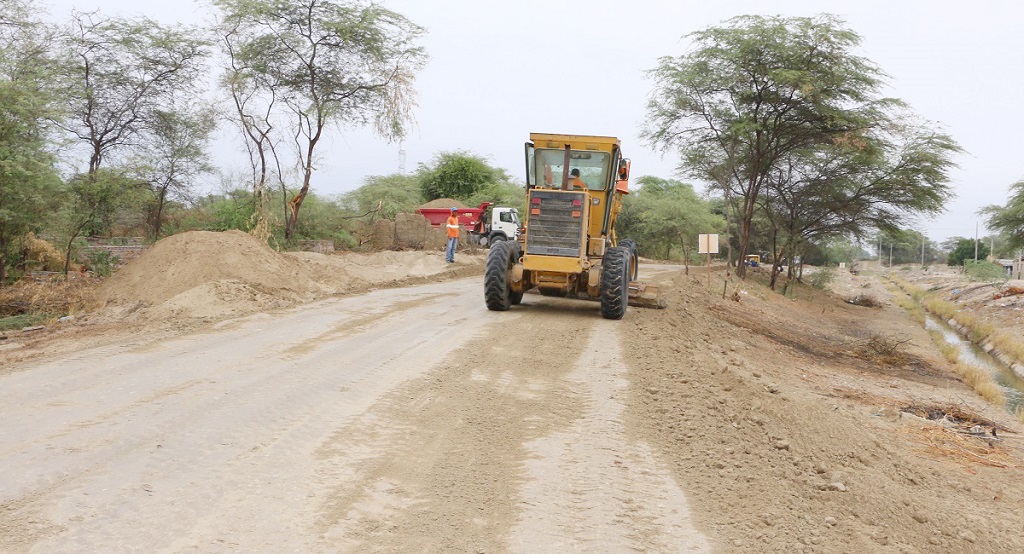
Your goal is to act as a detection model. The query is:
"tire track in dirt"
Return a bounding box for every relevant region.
[510,321,710,552]
[310,294,709,552]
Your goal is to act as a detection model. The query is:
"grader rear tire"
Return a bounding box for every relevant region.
[485,240,518,311]
[600,246,631,320]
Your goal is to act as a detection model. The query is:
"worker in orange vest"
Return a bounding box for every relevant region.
[445,207,460,263]
[569,168,586,189]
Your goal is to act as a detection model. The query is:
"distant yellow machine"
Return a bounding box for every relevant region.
[745,255,761,267]
[483,133,662,319]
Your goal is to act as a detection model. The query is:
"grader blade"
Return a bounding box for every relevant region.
[628,281,666,309]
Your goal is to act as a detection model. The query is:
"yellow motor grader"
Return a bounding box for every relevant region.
[484,133,662,319]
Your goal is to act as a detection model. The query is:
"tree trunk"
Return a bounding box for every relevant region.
[736,216,751,279]
[284,188,308,241]
[768,228,778,290]
[151,187,168,239]
[723,186,734,268]
[285,130,321,240]
[0,235,8,285]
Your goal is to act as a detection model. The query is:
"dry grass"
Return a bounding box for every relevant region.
[910,426,1018,468]
[951,361,1006,406]
[968,321,996,344]
[922,296,957,321]
[0,278,97,318]
[892,277,1023,406]
[896,296,925,324]
[988,330,1024,366]
[1016,405,1024,425]
[886,279,925,323]
[855,335,914,366]
[925,282,1024,366]
[928,330,960,363]
[889,276,926,301]
[22,232,68,272]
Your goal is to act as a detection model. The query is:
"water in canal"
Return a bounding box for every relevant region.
[925,314,1024,413]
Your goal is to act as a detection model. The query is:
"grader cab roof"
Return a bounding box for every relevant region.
[529,133,620,153]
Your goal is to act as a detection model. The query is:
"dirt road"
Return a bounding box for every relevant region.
[6,235,1024,553]
[0,273,709,552]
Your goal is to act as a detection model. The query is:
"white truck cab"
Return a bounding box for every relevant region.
[479,206,521,246]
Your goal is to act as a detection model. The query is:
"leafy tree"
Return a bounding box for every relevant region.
[419,151,511,201]
[645,15,899,278]
[56,170,144,275]
[980,180,1024,252]
[947,237,989,267]
[219,15,287,233]
[875,228,930,266]
[0,0,62,283]
[620,176,725,265]
[465,181,525,215]
[130,103,217,238]
[761,127,958,287]
[341,173,423,219]
[802,238,867,268]
[214,0,427,240]
[55,11,208,178]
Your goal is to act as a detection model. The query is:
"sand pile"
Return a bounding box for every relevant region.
[95,230,484,322]
[418,198,467,209]
[96,230,328,320]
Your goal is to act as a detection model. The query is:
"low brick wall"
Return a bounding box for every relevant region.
[298,240,335,254]
[79,237,147,266]
[371,214,447,251]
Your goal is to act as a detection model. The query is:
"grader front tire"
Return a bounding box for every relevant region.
[600,246,631,320]
[485,240,519,311]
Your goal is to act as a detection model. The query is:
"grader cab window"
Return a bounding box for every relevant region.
[533,149,609,191]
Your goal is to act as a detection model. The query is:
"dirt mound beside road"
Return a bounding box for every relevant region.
[96,230,327,317]
[96,230,483,323]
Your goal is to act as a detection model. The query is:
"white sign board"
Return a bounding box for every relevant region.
[698,234,719,254]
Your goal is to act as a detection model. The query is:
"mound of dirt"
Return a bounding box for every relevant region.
[94,230,484,323]
[97,230,326,308]
[418,198,467,209]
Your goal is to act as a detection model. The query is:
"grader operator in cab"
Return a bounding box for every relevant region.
[484,133,663,319]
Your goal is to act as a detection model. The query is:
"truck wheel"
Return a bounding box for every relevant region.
[490,234,506,244]
[485,240,517,311]
[600,246,630,320]
[619,239,639,281]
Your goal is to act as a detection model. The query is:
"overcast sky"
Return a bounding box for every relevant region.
[42,0,1024,243]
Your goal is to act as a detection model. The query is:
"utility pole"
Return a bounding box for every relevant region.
[879,236,882,267]
[921,239,925,267]
[974,222,979,262]
[889,243,893,268]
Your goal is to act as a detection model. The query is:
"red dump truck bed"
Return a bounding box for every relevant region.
[417,202,493,230]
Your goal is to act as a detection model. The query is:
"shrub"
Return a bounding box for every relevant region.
[963,259,1009,284]
[807,266,835,289]
[87,251,121,277]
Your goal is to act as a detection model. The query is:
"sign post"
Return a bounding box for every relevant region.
[698,234,719,288]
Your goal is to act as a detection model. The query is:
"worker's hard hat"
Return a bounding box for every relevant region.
[450,207,458,212]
